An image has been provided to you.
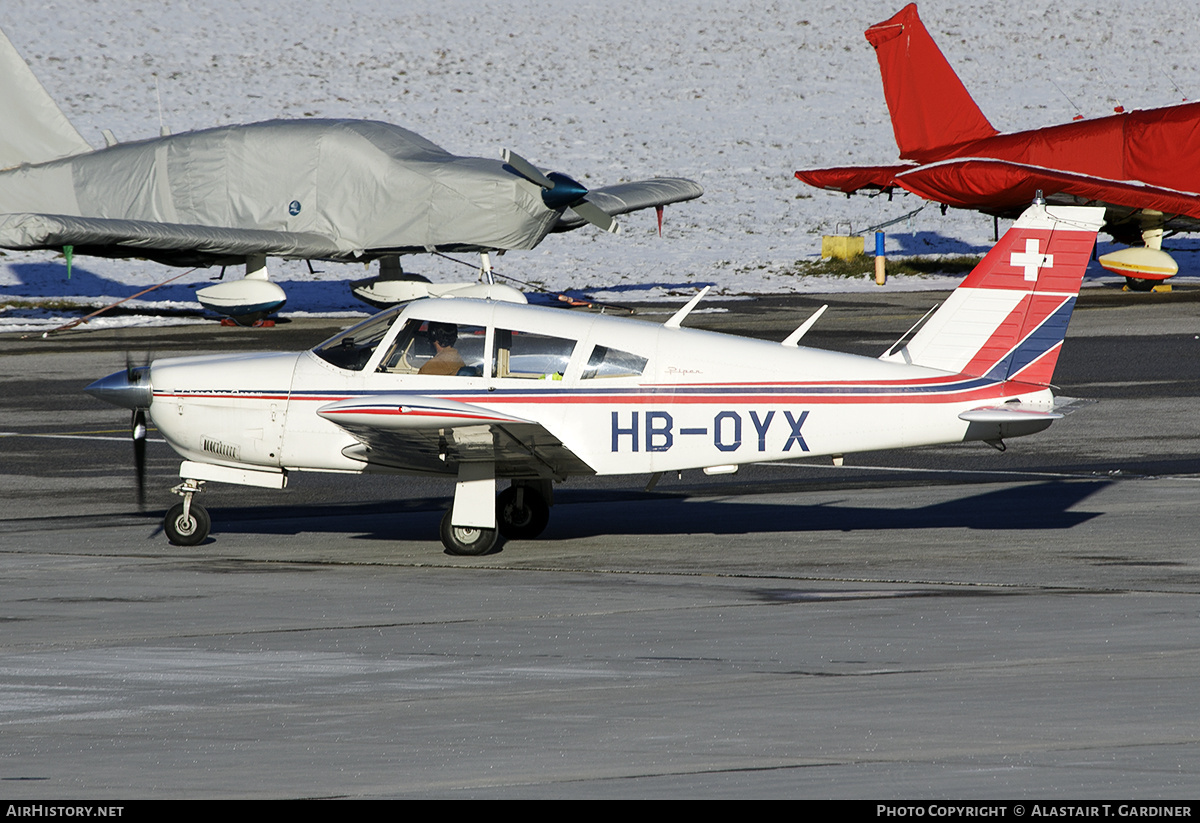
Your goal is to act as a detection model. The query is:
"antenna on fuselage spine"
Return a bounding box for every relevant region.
[154,74,170,136]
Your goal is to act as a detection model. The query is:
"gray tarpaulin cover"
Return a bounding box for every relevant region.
[0,27,700,267]
[0,118,701,264]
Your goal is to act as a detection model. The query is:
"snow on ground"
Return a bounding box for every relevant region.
[3,0,1199,331]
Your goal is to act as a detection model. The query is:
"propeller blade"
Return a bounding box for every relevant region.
[132,408,146,510]
[569,198,621,235]
[501,149,555,190]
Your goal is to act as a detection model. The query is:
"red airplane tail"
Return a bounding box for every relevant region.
[867,4,998,161]
[881,203,1104,387]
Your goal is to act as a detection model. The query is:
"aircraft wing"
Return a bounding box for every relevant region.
[0,212,347,266]
[893,159,1200,242]
[316,394,596,479]
[893,158,1200,218]
[796,157,1200,243]
[552,177,703,231]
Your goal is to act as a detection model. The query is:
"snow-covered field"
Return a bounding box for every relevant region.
[4,0,1199,332]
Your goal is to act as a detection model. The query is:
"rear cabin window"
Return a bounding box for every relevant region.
[492,329,577,381]
[582,345,648,379]
[378,319,488,376]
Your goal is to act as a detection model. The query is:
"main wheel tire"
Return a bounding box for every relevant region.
[439,509,499,556]
[164,501,210,546]
[496,486,549,540]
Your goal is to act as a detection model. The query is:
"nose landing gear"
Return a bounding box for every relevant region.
[165,479,210,546]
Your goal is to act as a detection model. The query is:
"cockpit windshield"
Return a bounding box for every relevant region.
[312,307,403,371]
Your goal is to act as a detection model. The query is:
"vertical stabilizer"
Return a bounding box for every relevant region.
[866,4,998,161]
[880,204,1104,386]
[0,27,91,169]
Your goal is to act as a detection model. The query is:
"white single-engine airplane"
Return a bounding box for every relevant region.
[87,201,1103,554]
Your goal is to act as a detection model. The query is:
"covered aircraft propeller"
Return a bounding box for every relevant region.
[501,149,620,234]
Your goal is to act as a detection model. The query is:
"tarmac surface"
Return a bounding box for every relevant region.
[1,286,1199,798]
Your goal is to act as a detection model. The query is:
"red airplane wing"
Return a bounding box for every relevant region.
[894,158,1200,226]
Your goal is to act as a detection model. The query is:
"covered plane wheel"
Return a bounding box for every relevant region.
[439,510,499,556]
[1124,276,1156,292]
[496,487,550,540]
[164,501,211,546]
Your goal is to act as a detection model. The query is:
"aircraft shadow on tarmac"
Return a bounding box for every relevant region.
[879,231,992,257]
[198,479,1106,548]
[4,260,353,308]
[543,280,719,298]
[6,260,123,300]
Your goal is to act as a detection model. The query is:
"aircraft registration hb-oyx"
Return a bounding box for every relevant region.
[0,27,701,320]
[795,3,1200,288]
[86,200,1104,555]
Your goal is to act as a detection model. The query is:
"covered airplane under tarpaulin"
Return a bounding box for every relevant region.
[0,120,570,262]
[794,3,1200,286]
[0,25,702,319]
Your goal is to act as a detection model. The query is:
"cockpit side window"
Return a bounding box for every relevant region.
[492,329,577,381]
[582,345,648,379]
[312,308,403,371]
[377,319,488,376]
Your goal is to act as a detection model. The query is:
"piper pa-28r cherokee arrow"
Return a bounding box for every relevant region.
[87,201,1104,555]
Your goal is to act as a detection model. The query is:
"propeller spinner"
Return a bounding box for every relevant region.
[85,357,152,508]
[501,149,620,234]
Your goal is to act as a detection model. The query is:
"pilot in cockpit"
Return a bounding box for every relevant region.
[417,322,466,375]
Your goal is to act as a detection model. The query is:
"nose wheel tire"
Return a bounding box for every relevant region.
[165,501,211,546]
[440,510,499,556]
[496,487,549,540]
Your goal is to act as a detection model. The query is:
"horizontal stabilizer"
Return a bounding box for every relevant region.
[958,404,1063,423]
[553,177,703,231]
[793,164,913,194]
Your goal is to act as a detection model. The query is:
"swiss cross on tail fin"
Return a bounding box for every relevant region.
[879,203,1105,384]
[1010,239,1052,282]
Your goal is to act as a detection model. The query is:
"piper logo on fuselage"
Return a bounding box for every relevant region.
[610,410,809,453]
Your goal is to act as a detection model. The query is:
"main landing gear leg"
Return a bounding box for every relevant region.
[164,478,211,546]
[440,462,499,556]
[496,480,551,540]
